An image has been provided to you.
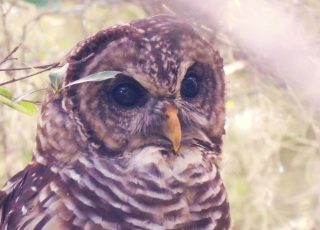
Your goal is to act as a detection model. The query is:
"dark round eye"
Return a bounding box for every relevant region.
[112,83,145,107]
[180,71,201,99]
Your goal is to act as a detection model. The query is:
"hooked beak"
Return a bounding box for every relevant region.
[162,105,182,154]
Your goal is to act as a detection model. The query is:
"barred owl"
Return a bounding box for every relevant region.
[0,15,230,229]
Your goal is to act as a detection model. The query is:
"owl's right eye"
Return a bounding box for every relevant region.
[180,70,201,99]
[112,82,145,107]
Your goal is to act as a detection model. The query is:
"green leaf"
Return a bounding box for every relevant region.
[0,88,13,99]
[49,63,69,91]
[0,95,38,116]
[17,101,38,116]
[24,0,58,8]
[63,71,121,89]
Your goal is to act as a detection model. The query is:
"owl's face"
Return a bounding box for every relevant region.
[40,16,225,163]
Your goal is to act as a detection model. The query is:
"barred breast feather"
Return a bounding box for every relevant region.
[0,146,229,230]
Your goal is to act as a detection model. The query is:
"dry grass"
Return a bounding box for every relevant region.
[0,1,319,229]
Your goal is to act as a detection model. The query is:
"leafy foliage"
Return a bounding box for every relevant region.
[24,0,59,8]
[0,88,38,116]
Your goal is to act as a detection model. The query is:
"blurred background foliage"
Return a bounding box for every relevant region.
[0,0,320,230]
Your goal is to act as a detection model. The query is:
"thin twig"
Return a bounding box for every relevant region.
[0,63,60,87]
[4,57,18,62]
[0,62,60,71]
[13,88,47,103]
[0,44,21,66]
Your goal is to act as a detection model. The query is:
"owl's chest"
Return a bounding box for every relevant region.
[55,151,229,229]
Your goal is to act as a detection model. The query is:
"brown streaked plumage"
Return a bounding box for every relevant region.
[0,15,230,229]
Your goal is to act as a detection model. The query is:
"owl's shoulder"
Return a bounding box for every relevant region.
[0,163,54,228]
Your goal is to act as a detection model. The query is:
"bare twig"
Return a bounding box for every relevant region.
[0,0,22,82]
[0,44,21,66]
[13,89,47,103]
[4,58,18,62]
[0,62,60,71]
[0,62,60,87]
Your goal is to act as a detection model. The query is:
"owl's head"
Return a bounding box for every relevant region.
[36,15,225,164]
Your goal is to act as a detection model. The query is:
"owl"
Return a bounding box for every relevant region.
[0,15,230,229]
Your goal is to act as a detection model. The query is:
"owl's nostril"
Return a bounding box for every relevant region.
[158,100,177,113]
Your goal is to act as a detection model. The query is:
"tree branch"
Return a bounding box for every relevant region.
[0,62,60,71]
[0,62,60,87]
[0,44,21,66]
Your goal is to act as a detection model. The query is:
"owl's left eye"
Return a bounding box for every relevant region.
[112,82,145,107]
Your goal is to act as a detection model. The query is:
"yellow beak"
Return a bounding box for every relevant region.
[163,105,182,153]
